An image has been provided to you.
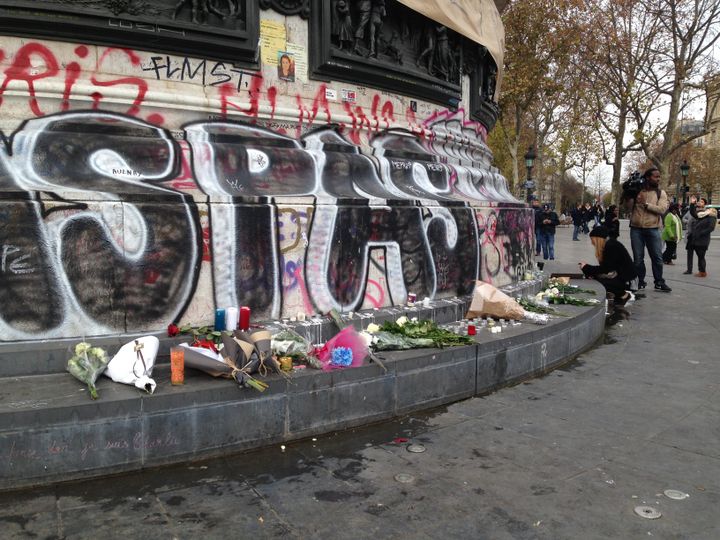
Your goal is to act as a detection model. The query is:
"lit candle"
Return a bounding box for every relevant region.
[239,306,251,331]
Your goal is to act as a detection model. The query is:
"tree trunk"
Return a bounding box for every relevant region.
[610,103,628,205]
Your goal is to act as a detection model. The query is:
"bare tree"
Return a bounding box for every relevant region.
[631,0,720,181]
[586,0,662,204]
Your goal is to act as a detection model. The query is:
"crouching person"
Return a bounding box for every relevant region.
[579,226,638,305]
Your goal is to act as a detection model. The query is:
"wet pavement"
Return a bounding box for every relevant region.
[2,223,720,539]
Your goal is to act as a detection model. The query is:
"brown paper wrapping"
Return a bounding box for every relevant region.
[465,281,525,320]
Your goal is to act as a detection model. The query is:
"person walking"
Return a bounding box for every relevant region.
[684,196,717,277]
[537,204,559,260]
[571,203,583,241]
[582,202,592,234]
[593,202,603,226]
[661,203,682,264]
[626,168,671,292]
[579,225,637,305]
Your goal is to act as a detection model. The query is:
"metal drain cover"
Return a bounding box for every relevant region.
[634,506,662,519]
[406,444,426,453]
[394,473,415,483]
[664,489,689,500]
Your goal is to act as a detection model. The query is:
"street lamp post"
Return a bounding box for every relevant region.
[524,146,536,203]
[680,160,690,207]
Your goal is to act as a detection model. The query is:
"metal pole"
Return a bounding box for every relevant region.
[526,166,532,203]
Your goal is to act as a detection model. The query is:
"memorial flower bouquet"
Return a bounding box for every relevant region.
[548,278,596,295]
[363,316,474,351]
[535,285,599,307]
[548,294,600,306]
[67,342,110,400]
[517,297,565,316]
[314,327,368,370]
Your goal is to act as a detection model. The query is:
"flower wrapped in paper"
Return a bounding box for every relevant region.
[271,328,324,370]
[104,336,159,394]
[466,281,525,320]
[67,342,110,400]
[179,340,268,392]
[235,329,283,375]
[314,327,368,370]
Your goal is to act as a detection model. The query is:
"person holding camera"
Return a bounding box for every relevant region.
[683,195,717,277]
[624,168,671,291]
[579,225,637,305]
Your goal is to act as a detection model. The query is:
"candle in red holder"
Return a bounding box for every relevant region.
[239,306,251,331]
[467,324,477,336]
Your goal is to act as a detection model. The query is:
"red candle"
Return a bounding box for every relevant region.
[239,306,251,331]
[467,324,476,336]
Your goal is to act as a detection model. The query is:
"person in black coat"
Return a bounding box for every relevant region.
[532,198,542,256]
[580,225,638,305]
[537,204,560,260]
[604,204,620,238]
[685,196,717,277]
[571,203,583,241]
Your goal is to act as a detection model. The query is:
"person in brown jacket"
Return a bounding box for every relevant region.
[626,168,671,292]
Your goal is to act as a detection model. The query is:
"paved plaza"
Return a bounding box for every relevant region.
[1,221,719,539]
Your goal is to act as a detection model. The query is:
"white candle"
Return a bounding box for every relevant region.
[225,307,239,330]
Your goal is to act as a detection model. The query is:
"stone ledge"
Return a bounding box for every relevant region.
[0,281,604,491]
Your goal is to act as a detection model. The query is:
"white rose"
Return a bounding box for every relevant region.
[551,287,559,295]
[396,316,408,326]
[358,331,373,348]
[366,323,380,334]
[411,317,418,322]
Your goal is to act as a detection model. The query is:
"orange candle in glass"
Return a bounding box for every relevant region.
[170,346,184,385]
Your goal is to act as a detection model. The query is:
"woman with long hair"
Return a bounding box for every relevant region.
[684,195,717,277]
[579,226,638,305]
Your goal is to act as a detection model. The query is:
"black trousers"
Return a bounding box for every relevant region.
[687,245,708,272]
[695,246,707,273]
[595,276,627,298]
[662,241,677,263]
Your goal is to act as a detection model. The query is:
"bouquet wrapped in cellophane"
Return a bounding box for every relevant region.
[67,342,110,400]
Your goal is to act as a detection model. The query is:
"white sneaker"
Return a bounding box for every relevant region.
[625,291,636,304]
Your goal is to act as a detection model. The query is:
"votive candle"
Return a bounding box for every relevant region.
[170,346,184,385]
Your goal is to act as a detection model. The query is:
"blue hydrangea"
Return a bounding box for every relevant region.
[331,346,353,367]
